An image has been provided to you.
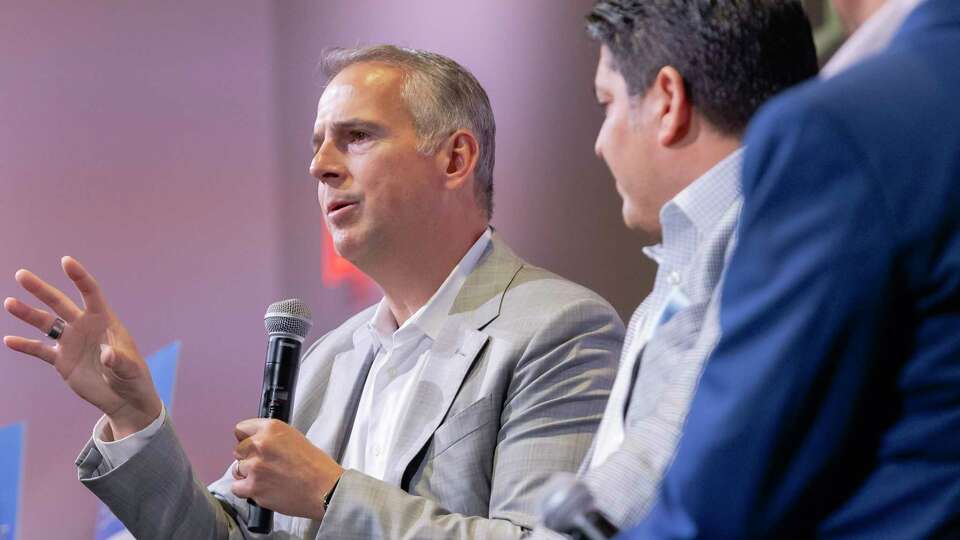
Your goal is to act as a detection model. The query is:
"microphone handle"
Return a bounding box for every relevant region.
[247,334,303,534]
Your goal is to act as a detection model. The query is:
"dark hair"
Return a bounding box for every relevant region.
[586,0,819,135]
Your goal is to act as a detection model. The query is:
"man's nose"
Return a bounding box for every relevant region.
[309,141,347,187]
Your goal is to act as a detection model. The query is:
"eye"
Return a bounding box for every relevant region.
[349,130,370,144]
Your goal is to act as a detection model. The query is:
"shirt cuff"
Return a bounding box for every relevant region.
[92,404,166,470]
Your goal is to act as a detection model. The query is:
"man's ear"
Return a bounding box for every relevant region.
[649,66,692,146]
[439,129,480,190]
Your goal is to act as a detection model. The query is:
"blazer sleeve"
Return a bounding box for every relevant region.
[625,100,898,539]
[581,297,721,530]
[78,413,256,540]
[315,296,623,540]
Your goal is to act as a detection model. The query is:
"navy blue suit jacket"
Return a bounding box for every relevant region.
[622,1,960,538]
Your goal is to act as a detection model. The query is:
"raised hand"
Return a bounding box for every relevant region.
[3,256,161,439]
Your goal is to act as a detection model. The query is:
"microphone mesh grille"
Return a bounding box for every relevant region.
[264,298,313,338]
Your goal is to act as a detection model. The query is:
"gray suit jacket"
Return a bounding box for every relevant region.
[576,198,741,529]
[77,234,623,539]
[531,193,742,539]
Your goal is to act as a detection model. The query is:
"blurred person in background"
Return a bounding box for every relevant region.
[624,0,960,537]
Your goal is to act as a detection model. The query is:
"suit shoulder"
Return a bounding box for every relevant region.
[502,264,622,324]
[491,265,624,372]
[746,78,838,142]
[749,43,946,145]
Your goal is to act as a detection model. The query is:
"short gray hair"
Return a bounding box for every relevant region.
[321,45,496,218]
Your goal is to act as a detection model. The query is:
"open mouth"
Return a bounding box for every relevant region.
[326,200,359,220]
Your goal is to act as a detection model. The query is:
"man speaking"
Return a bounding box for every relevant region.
[3,46,623,539]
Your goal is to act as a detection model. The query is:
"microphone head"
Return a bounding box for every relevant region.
[264,298,312,339]
[539,473,595,533]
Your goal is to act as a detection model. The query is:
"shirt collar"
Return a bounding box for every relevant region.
[364,228,493,350]
[821,0,925,78]
[643,148,743,267]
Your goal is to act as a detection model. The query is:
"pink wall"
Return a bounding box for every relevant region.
[0,2,652,538]
[1,4,280,538]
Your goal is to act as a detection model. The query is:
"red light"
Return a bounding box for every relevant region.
[320,221,377,299]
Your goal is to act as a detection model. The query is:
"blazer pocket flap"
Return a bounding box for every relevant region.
[431,395,496,457]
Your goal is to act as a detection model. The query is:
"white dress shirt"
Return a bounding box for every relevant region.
[93,229,493,476]
[91,405,166,470]
[340,228,491,480]
[589,149,743,469]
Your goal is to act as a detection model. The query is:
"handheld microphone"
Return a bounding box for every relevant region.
[247,299,312,534]
[540,473,619,540]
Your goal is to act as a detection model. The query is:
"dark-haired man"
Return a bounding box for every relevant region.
[536,1,817,534]
[625,0,960,537]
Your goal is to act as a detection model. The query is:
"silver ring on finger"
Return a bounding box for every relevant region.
[46,317,66,340]
[235,459,246,480]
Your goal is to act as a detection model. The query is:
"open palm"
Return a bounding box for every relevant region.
[3,257,161,438]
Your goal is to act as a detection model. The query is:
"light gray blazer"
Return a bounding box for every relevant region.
[576,198,742,530]
[77,234,623,539]
[531,196,742,539]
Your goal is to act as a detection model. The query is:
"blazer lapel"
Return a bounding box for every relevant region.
[384,326,489,486]
[303,329,377,461]
[448,231,524,328]
[383,233,525,486]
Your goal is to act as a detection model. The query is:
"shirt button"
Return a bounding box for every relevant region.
[372,445,382,457]
[668,271,682,285]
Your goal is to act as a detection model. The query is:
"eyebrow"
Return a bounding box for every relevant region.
[311,119,385,149]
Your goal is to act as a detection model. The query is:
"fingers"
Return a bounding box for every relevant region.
[231,482,252,500]
[14,269,82,322]
[230,456,265,499]
[234,418,267,442]
[98,344,143,380]
[233,419,271,464]
[61,257,109,315]
[230,460,255,499]
[3,335,57,365]
[4,297,61,338]
[9,258,110,321]
[231,459,246,481]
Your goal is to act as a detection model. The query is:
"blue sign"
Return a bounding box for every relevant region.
[147,341,181,410]
[93,505,128,540]
[0,422,25,540]
[94,341,181,540]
